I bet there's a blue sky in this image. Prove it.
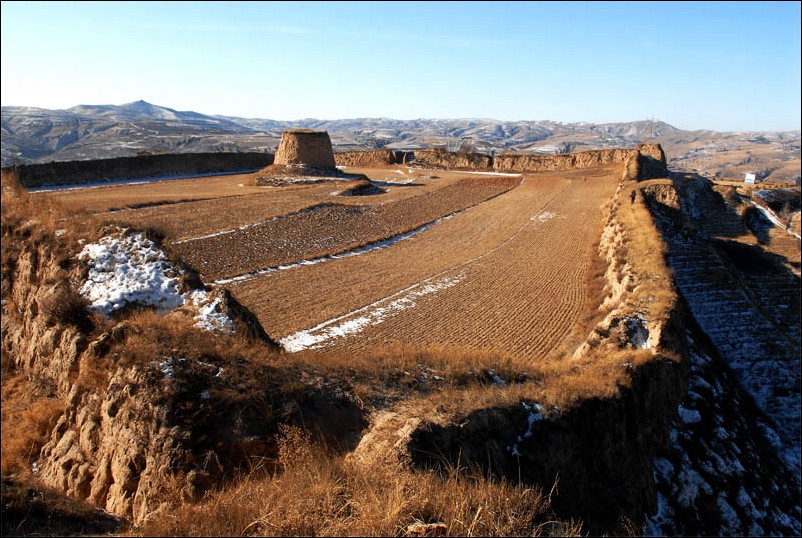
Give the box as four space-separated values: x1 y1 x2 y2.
1 1 800 131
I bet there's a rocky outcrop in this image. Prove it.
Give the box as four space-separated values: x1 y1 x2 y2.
4 152 274 189
273 130 336 169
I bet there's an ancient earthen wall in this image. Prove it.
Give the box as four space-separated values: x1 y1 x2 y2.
494 148 637 173
333 150 397 167
274 130 336 168
4 152 275 189
412 149 493 170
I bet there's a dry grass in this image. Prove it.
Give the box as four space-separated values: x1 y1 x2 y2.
0 370 64 476
133 425 564 537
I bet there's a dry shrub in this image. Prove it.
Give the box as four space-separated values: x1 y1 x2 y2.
0 372 64 475
38 283 93 330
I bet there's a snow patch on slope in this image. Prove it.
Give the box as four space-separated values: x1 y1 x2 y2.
77 230 234 333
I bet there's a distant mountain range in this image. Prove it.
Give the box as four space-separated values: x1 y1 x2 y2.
2 100 799 182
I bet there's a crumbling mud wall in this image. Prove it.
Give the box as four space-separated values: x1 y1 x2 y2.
411 148 493 170
4 152 275 189
334 150 400 167
273 130 336 168
333 143 666 179
493 143 666 176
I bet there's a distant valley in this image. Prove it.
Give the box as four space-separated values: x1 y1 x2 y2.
2 100 799 184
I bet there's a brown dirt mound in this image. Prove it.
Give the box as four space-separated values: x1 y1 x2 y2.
339 180 387 196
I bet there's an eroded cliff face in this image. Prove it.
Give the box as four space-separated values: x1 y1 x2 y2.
1 221 365 526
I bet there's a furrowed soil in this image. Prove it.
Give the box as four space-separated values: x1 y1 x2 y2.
228 165 620 360
171 175 520 281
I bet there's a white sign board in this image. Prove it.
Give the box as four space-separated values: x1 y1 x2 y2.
744 173 757 184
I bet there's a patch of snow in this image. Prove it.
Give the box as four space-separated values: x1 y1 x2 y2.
643 491 674 537
717 493 742 535
78 232 184 315
189 290 235 334
77 230 235 333
751 200 801 239
677 404 702 424
530 210 556 223
506 401 545 457
462 171 524 177
675 464 712 508
625 314 650 348
488 370 506 386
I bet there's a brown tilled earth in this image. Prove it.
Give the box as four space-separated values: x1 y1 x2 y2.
170 175 520 282
47 163 621 363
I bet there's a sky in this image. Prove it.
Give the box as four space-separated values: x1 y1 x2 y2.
1 1 800 132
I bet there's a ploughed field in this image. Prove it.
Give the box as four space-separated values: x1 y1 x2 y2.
54 164 623 362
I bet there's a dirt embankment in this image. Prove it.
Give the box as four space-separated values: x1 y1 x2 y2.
4 152 275 189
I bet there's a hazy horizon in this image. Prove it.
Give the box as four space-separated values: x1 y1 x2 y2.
2 1 800 132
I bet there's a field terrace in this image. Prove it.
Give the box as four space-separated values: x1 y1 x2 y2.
48 163 627 364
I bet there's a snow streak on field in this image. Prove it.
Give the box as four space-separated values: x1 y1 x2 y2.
279 272 465 352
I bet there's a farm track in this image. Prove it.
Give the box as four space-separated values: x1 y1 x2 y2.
230 165 622 362
170 176 521 281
